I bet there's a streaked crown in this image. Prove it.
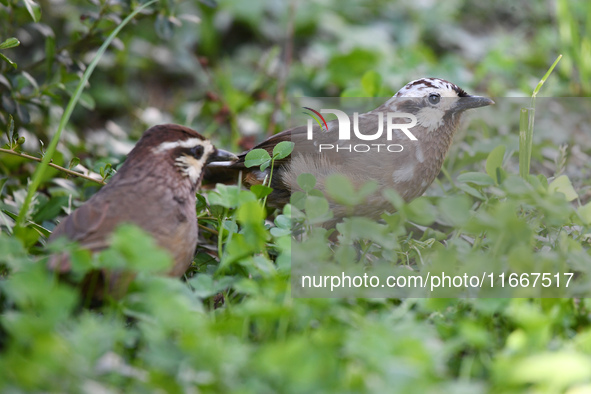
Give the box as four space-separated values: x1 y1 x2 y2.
395 78 469 98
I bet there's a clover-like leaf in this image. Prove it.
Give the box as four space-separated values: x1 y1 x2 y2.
272 141 294 160
297 173 316 192
244 148 271 169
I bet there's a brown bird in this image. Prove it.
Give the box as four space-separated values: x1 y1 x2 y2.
48 124 236 299
204 78 493 222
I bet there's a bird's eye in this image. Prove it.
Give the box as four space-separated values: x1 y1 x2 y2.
428 94 441 105
190 145 204 159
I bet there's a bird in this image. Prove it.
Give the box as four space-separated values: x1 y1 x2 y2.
203 78 494 223
48 123 237 300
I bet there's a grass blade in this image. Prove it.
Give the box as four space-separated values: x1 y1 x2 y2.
15 0 157 231
519 54 562 178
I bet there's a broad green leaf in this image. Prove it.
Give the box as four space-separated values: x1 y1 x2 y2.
208 184 256 208
260 159 271 172
457 172 495 186
244 148 271 168
382 188 404 210
297 173 316 192
548 175 578 201
404 197 436 226
509 352 591 388
0 37 20 50
272 141 294 160
189 274 235 298
251 184 273 199
578 202 591 225
305 195 330 220
107 224 172 273
437 195 472 226
361 70 381 97
486 145 506 183
236 200 266 225
457 183 485 200
274 214 291 229
290 191 306 210
325 174 356 206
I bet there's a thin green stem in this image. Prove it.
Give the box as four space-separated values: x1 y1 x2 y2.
519 54 562 178
262 157 275 207
531 54 563 107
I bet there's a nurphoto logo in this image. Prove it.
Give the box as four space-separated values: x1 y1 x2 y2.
303 107 419 153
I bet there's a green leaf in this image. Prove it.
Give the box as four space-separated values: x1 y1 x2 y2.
457 172 495 186
0 37 20 50
68 157 80 170
22 0 42 22
79 92 95 110
272 141 294 160
297 173 316 192
189 274 234 299
107 224 172 273
404 197 436 226
251 184 273 199
244 148 271 168
548 175 578 201
208 184 256 209
325 174 355 205
290 191 306 210
437 195 472 226
360 70 381 97
305 195 330 221
260 159 271 172
236 200 266 225
578 202 591 225
382 188 404 210
0 52 17 69
457 183 485 200
486 145 506 183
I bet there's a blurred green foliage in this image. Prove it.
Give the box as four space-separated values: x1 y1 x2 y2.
1 0 591 392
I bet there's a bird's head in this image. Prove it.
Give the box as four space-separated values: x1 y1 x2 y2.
121 124 237 186
389 78 494 134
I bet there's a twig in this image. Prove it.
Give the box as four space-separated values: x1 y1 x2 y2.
0 148 106 185
266 0 295 136
198 222 219 235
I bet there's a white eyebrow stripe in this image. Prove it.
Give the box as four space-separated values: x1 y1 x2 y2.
153 137 209 153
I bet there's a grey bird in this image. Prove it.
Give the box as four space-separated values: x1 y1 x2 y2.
48 124 236 299
203 78 494 222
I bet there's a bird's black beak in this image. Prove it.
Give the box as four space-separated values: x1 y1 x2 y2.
455 95 495 111
208 148 238 163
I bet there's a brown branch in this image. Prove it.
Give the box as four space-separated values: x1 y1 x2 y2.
0 148 106 185
198 222 218 235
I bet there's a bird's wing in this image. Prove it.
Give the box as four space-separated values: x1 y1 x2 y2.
49 194 122 253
